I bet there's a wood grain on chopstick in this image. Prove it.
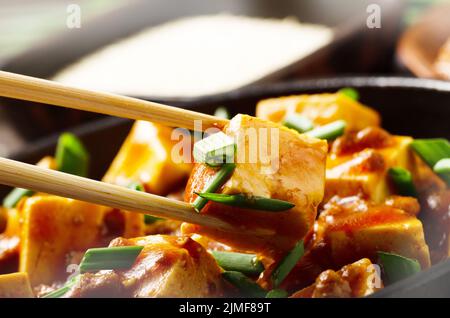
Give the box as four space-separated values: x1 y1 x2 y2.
0 157 236 232
0 71 228 131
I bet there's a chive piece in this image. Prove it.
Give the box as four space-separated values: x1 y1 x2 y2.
411 139 450 168
266 289 289 298
306 120 346 141
127 182 163 223
214 107 230 119
283 114 314 133
3 188 34 208
222 271 266 298
55 133 89 177
195 193 294 212
193 132 235 166
271 240 304 288
79 246 143 273
192 163 236 212
212 251 264 276
377 251 421 284
338 87 359 100
388 167 418 197
42 275 79 298
433 158 450 185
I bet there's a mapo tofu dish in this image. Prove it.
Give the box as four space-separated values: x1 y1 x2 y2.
0 88 449 298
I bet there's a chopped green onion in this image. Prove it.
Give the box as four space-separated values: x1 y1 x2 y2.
79 246 143 273
214 107 230 119
388 167 418 197
271 240 304 288
127 182 163 224
306 120 346 141
222 271 266 298
265 289 289 298
128 181 145 192
195 193 294 212
411 139 450 168
42 275 79 298
338 87 359 100
211 251 264 276
193 132 235 166
433 158 450 185
192 163 236 212
3 188 34 208
55 133 89 177
283 114 314 133
377 251 421 284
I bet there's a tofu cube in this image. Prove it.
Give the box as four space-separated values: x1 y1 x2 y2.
103 121 192 195
0 272 34 298
256 93 380 132
184 114 327 252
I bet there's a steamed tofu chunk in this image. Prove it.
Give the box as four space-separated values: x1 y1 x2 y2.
0 272 34 298
65 235 224 298
325 127 415 203
256 92 380 131
103 120 192 196
184 114 327 253
19 196 107 286
291 259 382 298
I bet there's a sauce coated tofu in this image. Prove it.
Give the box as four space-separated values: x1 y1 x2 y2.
19 196 107 286
311 196 430 269
66 235 224 298
291 258 382 298
325 128 415 203
256 93 380 132
103 121 192 195
0 272 34 298
184 114 327 254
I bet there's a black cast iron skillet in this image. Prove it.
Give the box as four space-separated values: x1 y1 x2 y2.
1 77 450 297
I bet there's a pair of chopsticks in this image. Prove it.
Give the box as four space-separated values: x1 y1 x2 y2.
0 71 235 232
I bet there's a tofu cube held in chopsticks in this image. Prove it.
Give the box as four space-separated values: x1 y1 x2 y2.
184 114 328 253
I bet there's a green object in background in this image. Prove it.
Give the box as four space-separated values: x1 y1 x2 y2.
433 158 450 184
266 289 289 298
338 87 359 101
283 114 314 133
214 107 230 119
55 133 89 177
306 120 347 141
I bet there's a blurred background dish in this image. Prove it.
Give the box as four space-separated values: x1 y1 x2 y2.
397 2 450 79
0 0 403 143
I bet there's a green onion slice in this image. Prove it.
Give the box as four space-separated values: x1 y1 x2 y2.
195 192 294 212
306 120 346 141
192 163 236 212
55 133 89 177
214 107 230 119
411 139 450 168
283 114 314 133
338 87 360 100
222 271 266 298
265 289 289 298
433 158 450 185
193 132 235 166
377 251 421 284
42 275 79 298
79 246 144 273
388 167 418 197
211 251 264 276
3 188 34 208
271 240 304 288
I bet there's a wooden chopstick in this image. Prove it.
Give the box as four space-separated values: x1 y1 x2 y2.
0 157 235 232
0 71 229 131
